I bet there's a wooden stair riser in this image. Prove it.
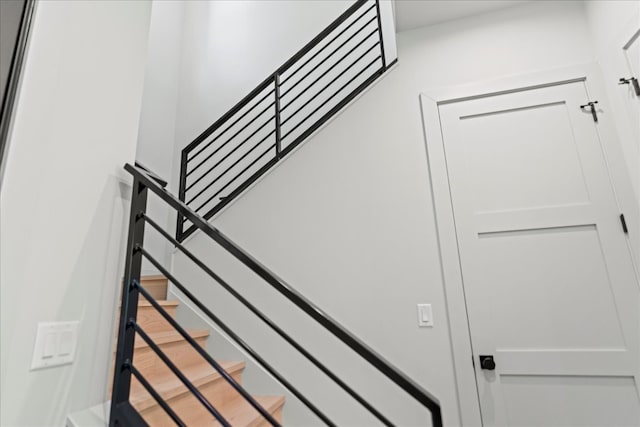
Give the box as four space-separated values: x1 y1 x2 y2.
133 335 209 378
136 303 178 333
139 275 169 301
139 369 244 425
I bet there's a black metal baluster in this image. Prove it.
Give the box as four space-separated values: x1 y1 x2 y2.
109 178 148 426
128 363 186 426
177 150 188 240
374 0 386 69
185 102 275 182
187 87 275 163
274 73 282 159
280 13 378 96
133 322 232 427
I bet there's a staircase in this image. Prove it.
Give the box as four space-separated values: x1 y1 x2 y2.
110 163 442 426
125 276 284 426
109 1 443 426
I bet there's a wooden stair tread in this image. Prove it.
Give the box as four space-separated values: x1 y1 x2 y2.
140 274 168 281
131 360 246 411
133 329 209 349
137 299 179 307
119 299 179 308
212 395 285 427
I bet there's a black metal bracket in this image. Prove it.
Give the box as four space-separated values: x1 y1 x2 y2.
619 77 640 97
579 101 599 123
620 213 629 234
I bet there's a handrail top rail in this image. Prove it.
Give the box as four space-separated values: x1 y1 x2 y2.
134 161 167 187
182 0 370 155
274 0 367 76
124 162 442 414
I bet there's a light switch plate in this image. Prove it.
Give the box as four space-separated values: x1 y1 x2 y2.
31 321 79 370
417 304 433 327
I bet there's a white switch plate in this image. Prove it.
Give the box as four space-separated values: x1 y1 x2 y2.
31 321 79 370
417 304 433 327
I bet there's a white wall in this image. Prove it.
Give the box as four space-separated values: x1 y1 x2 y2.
171 1 597 425
135 1 185 273
0 1 151 425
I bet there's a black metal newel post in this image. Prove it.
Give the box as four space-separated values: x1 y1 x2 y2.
274 73 282 159
432 406 443 427
109 177 148 426
176 150 188 240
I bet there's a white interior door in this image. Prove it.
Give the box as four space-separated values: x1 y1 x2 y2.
439 81 640 426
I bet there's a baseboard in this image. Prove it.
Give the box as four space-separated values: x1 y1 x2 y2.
66 401 109 427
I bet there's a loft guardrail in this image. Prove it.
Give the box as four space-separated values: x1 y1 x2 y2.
110 163 443 426
177 0 395 241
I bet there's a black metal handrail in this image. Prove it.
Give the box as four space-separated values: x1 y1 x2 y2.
110 163 443 426
177 0 396 241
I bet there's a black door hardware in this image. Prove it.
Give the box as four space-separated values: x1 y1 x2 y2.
479 355 496 371
620 213 629 234
619 77 640 96
580 101 599 123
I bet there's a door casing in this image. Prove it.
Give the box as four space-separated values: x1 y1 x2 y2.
419 63 640 426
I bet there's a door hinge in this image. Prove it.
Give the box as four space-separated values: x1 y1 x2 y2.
620 213 629 234
579 101 599 122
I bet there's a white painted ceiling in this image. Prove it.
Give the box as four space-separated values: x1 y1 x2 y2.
394 0 531 32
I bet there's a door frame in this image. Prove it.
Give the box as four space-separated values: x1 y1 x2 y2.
607 9 640 264
419 62 640 426
618 10 640 75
